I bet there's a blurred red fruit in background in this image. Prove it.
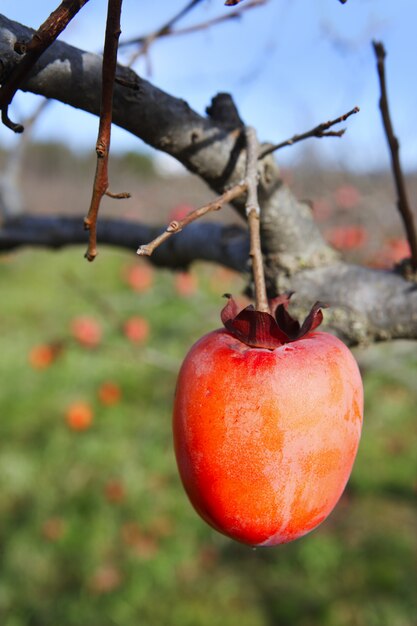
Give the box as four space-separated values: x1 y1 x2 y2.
42 517 66 542
312 198 332 222
71 316 102 348
104 479 125 504
98 381 122 406
29 343 62 369
369 237 411 268
123 316 150 343
88 565 123 595
65 401 93 431
167 203 193 222
174 271 198 296
385 238 411 263
124 263 154 292
326 225 368 251
334 184 361 210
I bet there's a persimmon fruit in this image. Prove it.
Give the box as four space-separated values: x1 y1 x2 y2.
173 295 363 546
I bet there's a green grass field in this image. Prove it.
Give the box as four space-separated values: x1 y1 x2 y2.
0 248 416 626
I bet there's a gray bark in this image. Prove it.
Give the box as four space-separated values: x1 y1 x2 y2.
1 14 417 345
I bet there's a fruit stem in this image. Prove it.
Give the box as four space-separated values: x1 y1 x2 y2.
245 127 269 313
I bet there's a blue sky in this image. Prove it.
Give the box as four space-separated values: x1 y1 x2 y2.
1 0 416 172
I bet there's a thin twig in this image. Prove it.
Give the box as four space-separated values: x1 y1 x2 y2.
373 41 417 271
258 106 360 160
84 0 125 262
0 98 49 218
125 0 204 67
0 0 90 132
121 0 266 67
137 181 248 257
245 127 269 312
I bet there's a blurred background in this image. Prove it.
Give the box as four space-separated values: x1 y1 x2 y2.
0 1 417 625
0 146 416 626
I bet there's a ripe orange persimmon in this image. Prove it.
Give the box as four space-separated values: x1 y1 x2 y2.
173 295 363 546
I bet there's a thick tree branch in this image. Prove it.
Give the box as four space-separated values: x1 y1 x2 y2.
0 1 89 132
0 14 416 345
0 14 335 269
1 215 416 345
0 215 249 272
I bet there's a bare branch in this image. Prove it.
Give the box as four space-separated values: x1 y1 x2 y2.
137 181 248 256
0 98 49 218
122 0 204 66
1 215 416 346
258 107 359 159
121 0 266 66
0 215 249 272
0 0 89 132
373 41 417 272
84 0 124 262
1 16 416 346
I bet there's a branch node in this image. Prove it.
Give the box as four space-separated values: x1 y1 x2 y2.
137 245 151 256
14 40 27 55
105 190 131 199
1 108 24 133
167 220 182 233
84 248 98 262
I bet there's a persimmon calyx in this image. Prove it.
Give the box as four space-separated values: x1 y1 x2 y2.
221 294 327 349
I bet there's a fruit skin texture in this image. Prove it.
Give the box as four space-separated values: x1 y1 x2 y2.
173 327 363 546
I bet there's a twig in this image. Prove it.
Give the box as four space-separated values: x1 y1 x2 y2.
125 0 204 67
121 0 266 66
245 127 269 312
138 127 268 312
84 0 124 262
373 41 417 271
0 98 49 218
258 106 360 160
0 0 90 132
137 181 248 257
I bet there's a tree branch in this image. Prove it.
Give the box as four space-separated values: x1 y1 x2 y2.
0 215 249 271
137 180 247 256
0 15 417 345
84 0 124 262
0 0 89 132
1 214 416 345
121 0 266 66
258 106 359 159
373 41 417 272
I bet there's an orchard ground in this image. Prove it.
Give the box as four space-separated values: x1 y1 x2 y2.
0 145 416 626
